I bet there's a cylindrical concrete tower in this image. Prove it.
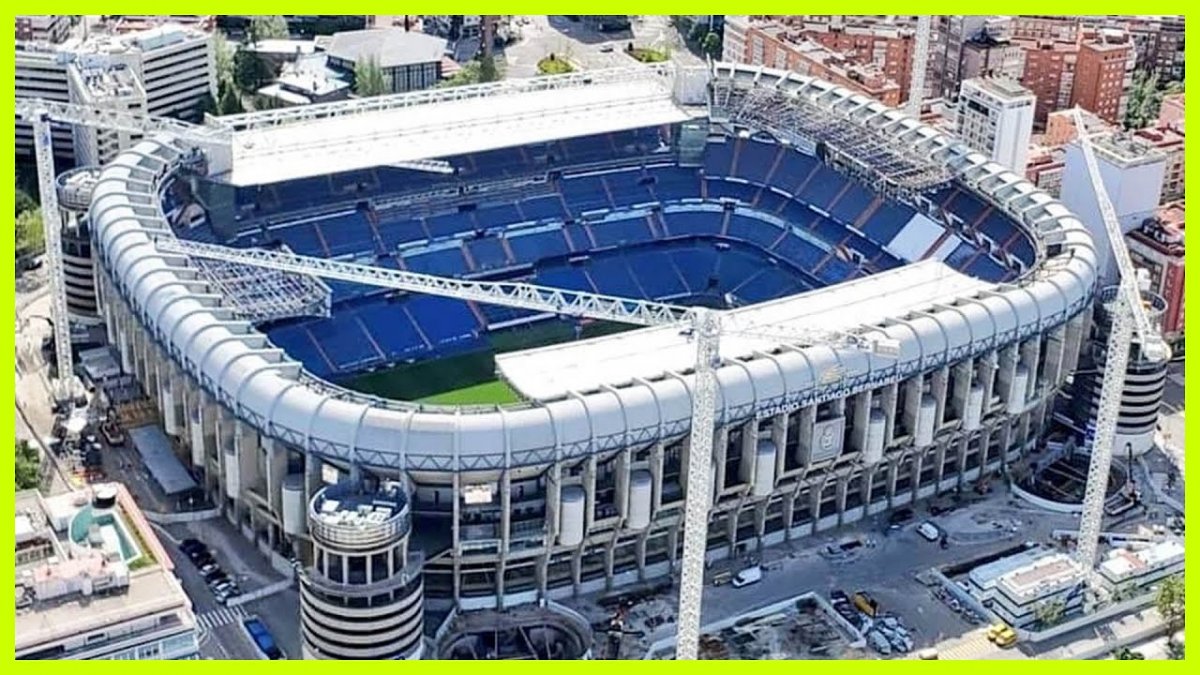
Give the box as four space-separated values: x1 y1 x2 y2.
55 167 102 326
1073 287 1170 457
300 480 425 660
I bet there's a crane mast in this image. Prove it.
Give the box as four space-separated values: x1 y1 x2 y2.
906 15 932 118
31 113 76 402
1068 107 1169 576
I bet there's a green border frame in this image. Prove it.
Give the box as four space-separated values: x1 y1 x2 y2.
2 4 1194 668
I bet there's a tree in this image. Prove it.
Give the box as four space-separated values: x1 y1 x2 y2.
1124 70 1161 130
479 54 498 83
212 31 236 89
15 186 36 215
196 91 218 118
1156 574 1185 631
353 57 389 97
1113 647 1145 660
16 441 41 491
15 209 44 259
1033 599 1066 628
234 49 276 92
701 31 722 59
217 81 245 115
247 15 289 45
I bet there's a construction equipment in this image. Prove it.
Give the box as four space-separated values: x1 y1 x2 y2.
155 240 900 660
1067 106 1170 579
905 15 932 118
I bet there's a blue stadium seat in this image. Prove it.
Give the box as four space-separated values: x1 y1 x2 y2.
275 223 325 256
562 222 594 251
406 295 480 346
770 150 819 191
648 166 701 200
536 267 596 292
589 217 654 248
630 251 688 298
977 211 1014 245
816 256 856 284
862 204 916 243
465 236 510 270
329 169 377 195
603 171 654 205
375 217 427 249
810 217 848 245
662 210 723 236
507 228 571 261
845 234 886 262
355 300 427 359
307 317 380 371
710 249 761 290
669 245 720 292
267 325 330 377
706 179 760 204
942 242 979 270
561 176 612 213
586 257 645 298
828 183 874 225
404 246 469 277
755 189 789 215
949 190 988 226
479 303 540 326
425 212 475 240
966 255 1007 282
317 212 374 257
734 141 777 183
800 166 848 211
704 140 736 176
475 204 525 229
736 267 799 304
726 214 782 248
1007 236 1036 265
519 196 566 222
772 233 826 270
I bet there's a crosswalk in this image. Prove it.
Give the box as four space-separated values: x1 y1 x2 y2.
936 628 1001 660
196 606 248 632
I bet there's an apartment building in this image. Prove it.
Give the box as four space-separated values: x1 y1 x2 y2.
15 14 72 43
956 78 1036 174
1127 202 1185 344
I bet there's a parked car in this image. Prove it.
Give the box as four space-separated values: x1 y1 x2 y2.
243 617 284 659
730 565 763 588
179 539 205 554
917 521 941 542
205 570 228 584
199 563 220 576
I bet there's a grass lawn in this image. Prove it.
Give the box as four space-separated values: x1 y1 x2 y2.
628 47 669 63
538 56 574 75
345 319 636 405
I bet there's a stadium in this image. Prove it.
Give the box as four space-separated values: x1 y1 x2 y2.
90 62 1097 658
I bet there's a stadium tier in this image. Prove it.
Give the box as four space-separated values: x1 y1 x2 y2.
92 64 1095 615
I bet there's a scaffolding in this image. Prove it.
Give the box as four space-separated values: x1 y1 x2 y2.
710 76 951 197
189 247 332 325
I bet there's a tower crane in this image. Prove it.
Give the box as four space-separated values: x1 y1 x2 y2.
905 15 932 118
1067 107 1169 578
155 240 900 659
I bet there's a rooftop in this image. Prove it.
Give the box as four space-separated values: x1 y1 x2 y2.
1099 540 1185 581
497 260 990 401
995 553 1085 601
326 28 447 69
964 77 1034 101
14 485 193 654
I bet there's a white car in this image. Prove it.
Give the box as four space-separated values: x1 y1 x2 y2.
917 521 941 542
730 565 763 588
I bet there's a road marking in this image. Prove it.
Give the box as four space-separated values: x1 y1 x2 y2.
196 606 248 631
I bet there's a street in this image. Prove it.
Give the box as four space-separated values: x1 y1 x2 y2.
503 15 701 78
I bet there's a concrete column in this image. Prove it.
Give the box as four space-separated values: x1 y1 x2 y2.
795 406 816 464
648 442 664 513
710 426 727 496
737 420 758 488
1043 325 1068 388
850 390 872 453
880 382 899 445
236 420 262 497
979 351 999 410
499 471 512 552
583 455 597 532
1062 314 1087 376
835 474 849 525
950 360 974 422
1020 338 1042 399
934 442 949 487
910 450 925 500
885 459 900 506
931 366 949 428
725 510 739 556
545 463 562 542
995 345 1019 409
451 470 461 606
901 376 922 440
615 449 631 521
771 412 788 478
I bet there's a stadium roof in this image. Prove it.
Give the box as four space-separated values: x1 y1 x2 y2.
212 66 696 186
496 261 991 401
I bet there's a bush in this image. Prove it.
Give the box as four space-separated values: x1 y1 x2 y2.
628 47 670 63
16 441 41 491
537 55 574 75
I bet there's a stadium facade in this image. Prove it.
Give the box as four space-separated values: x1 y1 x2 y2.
88 62 1096 646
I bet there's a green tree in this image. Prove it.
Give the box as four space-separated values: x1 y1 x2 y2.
234 49 276 92
217 81 246 114
1124 70 1161 130
1113 647 1145 660
1156 574 1185 631
439 62 484 88
479 54 499 83
248 15 289 45
701 31 722 59
353 57 389 97
213 30 235 89
1033 599 1066 628
196 91 218 118
15 209 44 259
15 186 36 215
16 441 41 491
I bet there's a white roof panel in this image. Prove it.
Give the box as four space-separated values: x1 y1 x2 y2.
222 78 693 186
497 261 991 401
